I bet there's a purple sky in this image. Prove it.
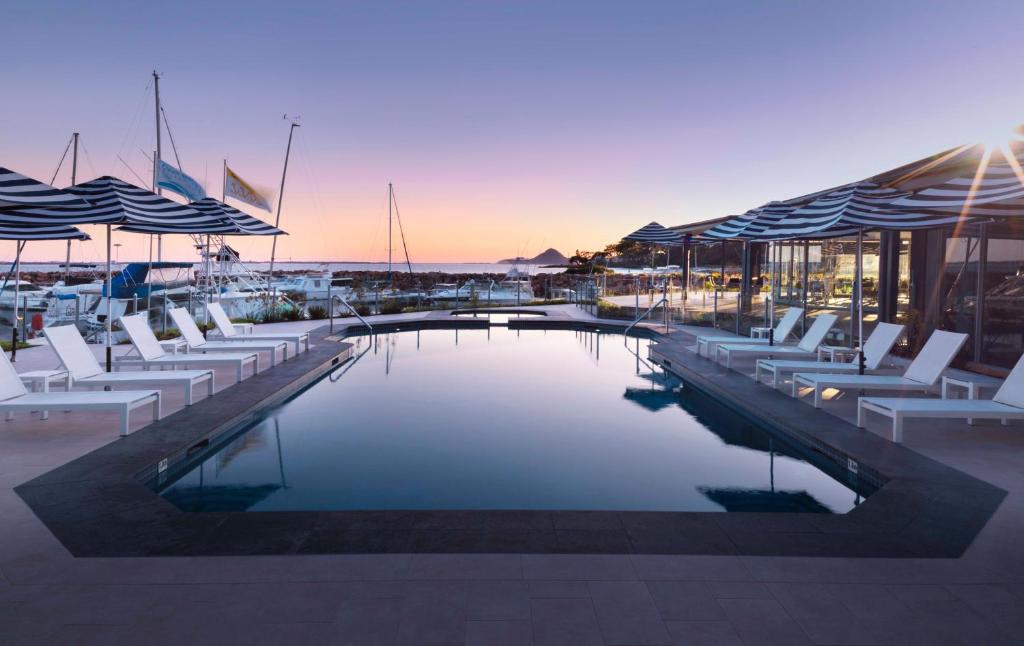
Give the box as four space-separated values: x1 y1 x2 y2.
4 1 1023 262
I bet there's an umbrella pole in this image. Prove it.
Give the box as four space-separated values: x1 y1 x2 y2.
10 241 23 361
857 228 865 374
106 224 112 371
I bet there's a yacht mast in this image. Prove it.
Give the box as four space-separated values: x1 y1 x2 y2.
268 117 299 294
152 71 163 260
388 182 393 278
64 132 79 283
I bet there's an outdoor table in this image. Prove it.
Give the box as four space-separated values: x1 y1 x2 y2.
817 344 856 363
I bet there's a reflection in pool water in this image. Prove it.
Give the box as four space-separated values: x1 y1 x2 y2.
158 328 869 513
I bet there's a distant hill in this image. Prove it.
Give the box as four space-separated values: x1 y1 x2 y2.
498 248 569 265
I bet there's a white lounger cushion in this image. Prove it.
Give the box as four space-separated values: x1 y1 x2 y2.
0 350 159 435
119 313 258 381
716 314 837 367
696 308 803 355
859 322 906 370
206 302 309 352
857 352 1024 442
792 330 968 407
169 308 287 358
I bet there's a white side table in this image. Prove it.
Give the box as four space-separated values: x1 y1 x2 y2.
17 369 71 420
818 344 856 363
942 374 1006 425
749 326 772 339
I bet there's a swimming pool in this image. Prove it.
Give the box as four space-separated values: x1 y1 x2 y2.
156 327 870 513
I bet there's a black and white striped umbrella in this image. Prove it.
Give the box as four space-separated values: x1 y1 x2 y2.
623 222 684 245
0 224 88 240
116 198 286 236
64 176 211 225
886 153 1024 218
742 183 962 240
191 198 285 235
0 167 90 210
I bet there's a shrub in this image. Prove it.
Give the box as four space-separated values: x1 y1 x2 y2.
378 299 404 315
307 304 329 320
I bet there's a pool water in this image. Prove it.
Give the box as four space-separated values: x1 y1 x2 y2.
157 328 869 513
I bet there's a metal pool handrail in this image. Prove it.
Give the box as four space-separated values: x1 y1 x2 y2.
624 297 669 341
328 293 373 335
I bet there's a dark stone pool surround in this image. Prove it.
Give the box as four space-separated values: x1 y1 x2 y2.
15 313 1006 558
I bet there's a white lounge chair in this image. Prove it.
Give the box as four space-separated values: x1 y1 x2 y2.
168 308 289 366
44 324 215 405
0 349 159 436
117 313 259 382
205 302 310 354
755 322 905 389
792 330 968 408
715 314 837 369
695 307 803 358
858 352 1024 442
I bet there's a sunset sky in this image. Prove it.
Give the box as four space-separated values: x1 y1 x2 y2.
3 0 1023 263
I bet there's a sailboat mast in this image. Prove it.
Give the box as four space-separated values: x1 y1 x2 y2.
388 182 393 278
153 70 163 260
64 132 79 283
268 119 299 292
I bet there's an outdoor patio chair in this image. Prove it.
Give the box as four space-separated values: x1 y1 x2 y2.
755 322 905 389
117 313 259 382
715 314 838 369
694 307 803 358
44 324 214 405
791 330 968 408
858 351 1024 442
205 302 310 354
168 308 289 366
0 348 159 436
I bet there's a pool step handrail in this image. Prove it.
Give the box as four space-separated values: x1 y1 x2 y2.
329 293 373 336
624 296 669 341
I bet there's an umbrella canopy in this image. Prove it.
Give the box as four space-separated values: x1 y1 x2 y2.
116 197 285 236
0 167 90 210
884 142 1024 218
623 221 684 245
192 198 285 235
63 176 209 225
0 224 89 240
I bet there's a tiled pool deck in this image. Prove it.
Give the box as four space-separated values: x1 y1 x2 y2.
3 307 1024 644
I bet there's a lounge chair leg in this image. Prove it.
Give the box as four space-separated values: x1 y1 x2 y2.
814 387 822 408
893 414 903 443
856 400 865 428
120 406 130 436
185 382 193 406
153 394 161 421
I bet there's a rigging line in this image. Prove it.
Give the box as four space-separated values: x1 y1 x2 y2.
50 135 74 184
160 106 184 171
117 154 150 188
389 188 414 274
78 139 98 178
117 80 152 162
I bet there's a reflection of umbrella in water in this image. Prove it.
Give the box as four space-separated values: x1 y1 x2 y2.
164 483 283 512
623 386 679 412
699 486 833 513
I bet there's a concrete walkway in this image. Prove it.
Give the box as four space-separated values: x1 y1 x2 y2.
1 311 1022 644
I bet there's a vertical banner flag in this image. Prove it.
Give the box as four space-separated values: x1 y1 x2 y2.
224 166 272 212
157 160 206 202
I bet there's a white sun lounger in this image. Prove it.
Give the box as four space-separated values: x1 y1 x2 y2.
715 314 837 369
0 349 159 436
792 330 968 408
117 313 259 382
755 322 905 389
169 308 289 366
858 352 1024 442
205 302 310 354
44 324 214 405
695 307 803 358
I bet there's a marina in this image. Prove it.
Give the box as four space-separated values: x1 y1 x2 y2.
3 2 1024 644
